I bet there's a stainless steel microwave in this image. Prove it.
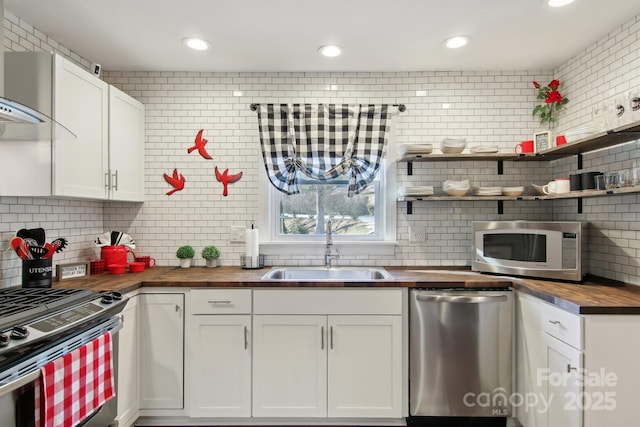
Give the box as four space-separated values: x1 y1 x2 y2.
472 221 586 282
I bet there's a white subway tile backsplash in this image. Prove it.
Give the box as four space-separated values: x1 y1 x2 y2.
2 11 640 285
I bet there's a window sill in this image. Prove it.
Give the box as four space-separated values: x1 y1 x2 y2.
259 240 398 257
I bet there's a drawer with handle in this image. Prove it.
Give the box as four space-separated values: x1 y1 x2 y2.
189 289 251 314
541 300 583 350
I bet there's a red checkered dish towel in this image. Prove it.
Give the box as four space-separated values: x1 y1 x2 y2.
35 331 115 427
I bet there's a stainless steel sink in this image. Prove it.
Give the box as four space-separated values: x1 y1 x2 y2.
261 266 393 281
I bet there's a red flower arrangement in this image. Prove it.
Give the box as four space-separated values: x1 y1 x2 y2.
532 79 569 127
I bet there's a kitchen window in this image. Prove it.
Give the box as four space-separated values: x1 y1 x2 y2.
258 158 396 247
254 103 398 251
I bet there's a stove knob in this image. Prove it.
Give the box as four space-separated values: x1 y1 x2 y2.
11 325 29 340
0 333 9 347
101 294 113 304
110 291 122 301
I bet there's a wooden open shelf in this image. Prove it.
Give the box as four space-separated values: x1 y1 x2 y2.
398 186 640 214
399 119 640 165
398 119 640 213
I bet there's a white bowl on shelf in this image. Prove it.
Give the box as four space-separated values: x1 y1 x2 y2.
502 186 524 197
441 138 467 146
445 187 470 196
441 145 466 154
440 138 467 154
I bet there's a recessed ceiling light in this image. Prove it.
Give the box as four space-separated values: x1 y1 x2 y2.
547 0 575 7
443 36 471 49
318 45 342 57
183 37 211 51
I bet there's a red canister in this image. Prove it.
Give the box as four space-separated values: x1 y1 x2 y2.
101 245 134 267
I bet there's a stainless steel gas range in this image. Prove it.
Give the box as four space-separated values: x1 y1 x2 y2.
0 287 127 427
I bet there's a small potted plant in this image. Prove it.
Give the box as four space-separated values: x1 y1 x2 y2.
201 245 221 268
176 245 195 268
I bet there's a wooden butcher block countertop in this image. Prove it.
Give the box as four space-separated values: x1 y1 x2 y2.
53 266 640 314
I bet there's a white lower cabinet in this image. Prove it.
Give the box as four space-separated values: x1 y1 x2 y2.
139 293 185 410
188 289 252 418
516 291 640 427
115 294 139 427
252 289 404 419
252 315 327 418
327 315 403 418
544 334 583 427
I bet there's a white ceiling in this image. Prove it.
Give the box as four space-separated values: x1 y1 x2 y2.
5 0 640 73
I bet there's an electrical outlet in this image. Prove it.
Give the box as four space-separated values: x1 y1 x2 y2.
409 226 427 243
230 226 246 243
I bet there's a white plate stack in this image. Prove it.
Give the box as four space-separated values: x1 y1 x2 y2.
398 143 433 157
442 180 470 196
399 186 434 198
470 146 500 154
563 123 598 143
475 186 502 196
440 138 467 154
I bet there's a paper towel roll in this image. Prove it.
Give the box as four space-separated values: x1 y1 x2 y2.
245 228 259 268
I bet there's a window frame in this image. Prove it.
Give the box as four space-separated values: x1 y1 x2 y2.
257 136 397 252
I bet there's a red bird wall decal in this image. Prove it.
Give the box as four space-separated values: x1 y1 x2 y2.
187 129 213 160
163 168 186 195
215 166 243 197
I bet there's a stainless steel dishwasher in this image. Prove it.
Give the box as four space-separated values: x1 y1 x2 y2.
409 289 513 426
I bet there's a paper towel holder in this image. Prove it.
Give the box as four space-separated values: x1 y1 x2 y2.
240 254 265 269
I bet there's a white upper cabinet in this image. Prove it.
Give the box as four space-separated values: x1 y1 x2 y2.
1 52 145 201
108 85 145 201
53 54 109 199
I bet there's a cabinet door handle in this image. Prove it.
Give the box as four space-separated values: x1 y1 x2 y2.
321 326 324 350
548 320 561 325
175 304 180 313
208 299 232 304
112 170 118 191
567 364 577 373
105 171 111 190
330 326 334 350
244 326 248 350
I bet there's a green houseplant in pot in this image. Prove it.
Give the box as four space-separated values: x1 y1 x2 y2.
176 245 195 268
201 245 221 268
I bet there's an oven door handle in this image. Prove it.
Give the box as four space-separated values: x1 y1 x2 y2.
415 294 508 304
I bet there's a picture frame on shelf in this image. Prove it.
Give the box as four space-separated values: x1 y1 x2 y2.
533 131 554 153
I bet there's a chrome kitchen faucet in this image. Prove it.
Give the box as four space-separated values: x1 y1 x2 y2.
324 220 339 268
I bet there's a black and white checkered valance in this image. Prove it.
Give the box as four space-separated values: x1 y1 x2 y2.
255 104 398 197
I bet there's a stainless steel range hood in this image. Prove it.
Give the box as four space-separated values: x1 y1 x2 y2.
0 97 43 124
0 0 74 137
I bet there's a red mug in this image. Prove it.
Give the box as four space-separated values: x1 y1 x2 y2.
515 140 534 153
135 256 156 269
89 259 105 274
